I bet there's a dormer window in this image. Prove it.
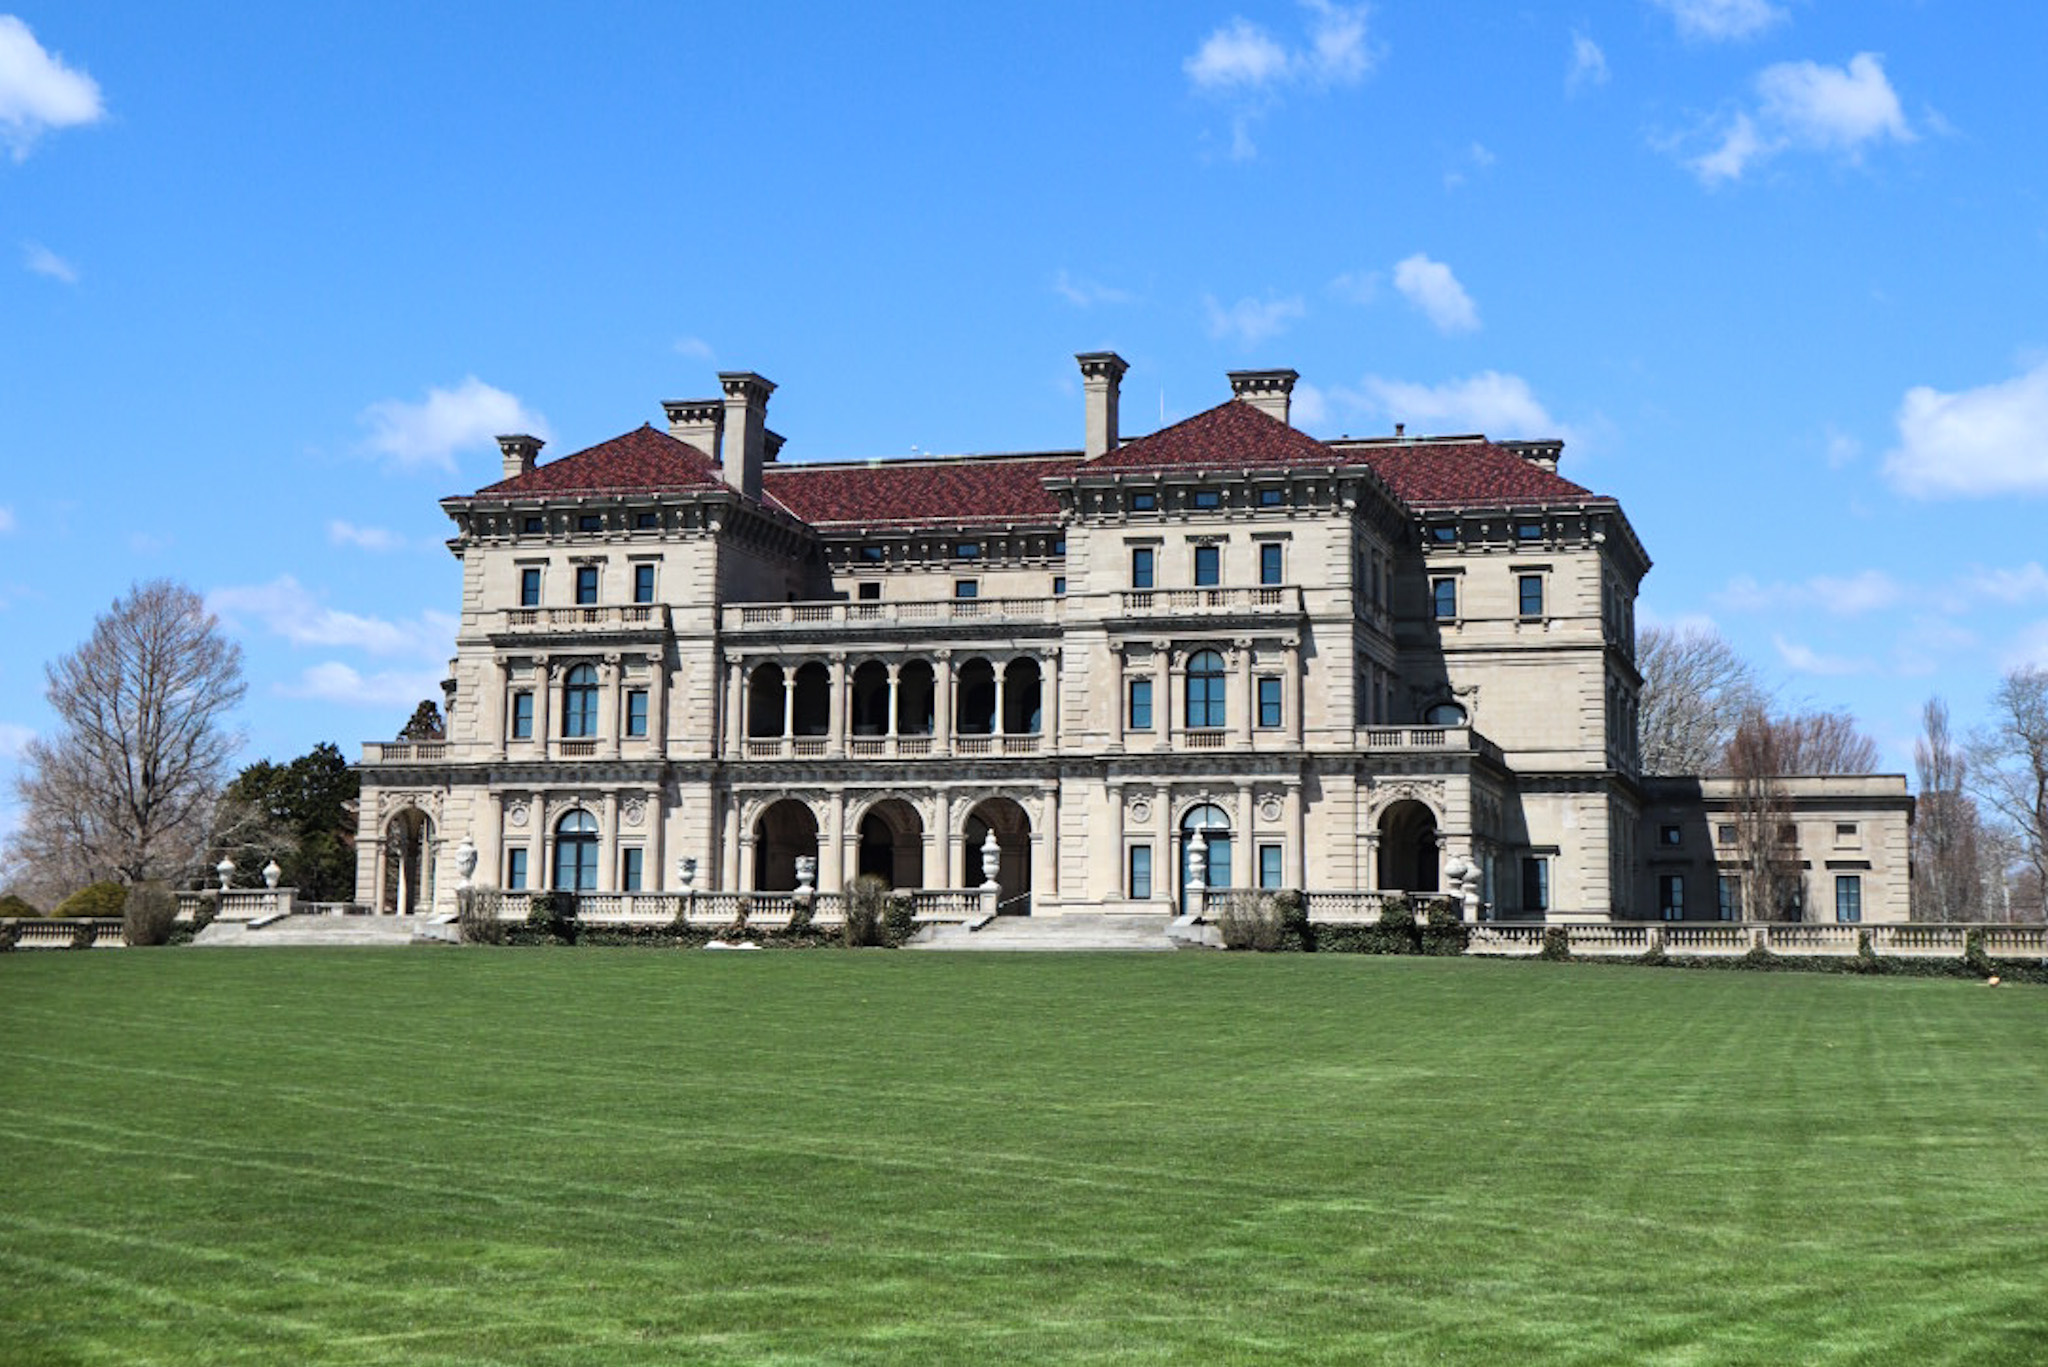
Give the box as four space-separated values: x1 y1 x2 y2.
1131 491 1157 512
635 512 658 530
1192 488 1222 510
858 545 885 563
1516 521 1544 541
577 514 603 532
1258 487 1284 506
522 516 544 534
955 541 981 560
1429 525 1457 544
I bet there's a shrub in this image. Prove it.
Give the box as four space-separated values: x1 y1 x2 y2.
525 891 579 945
458 889 507 946
1215 891 1284 951
0 893 41 919
70 921 98 949
123 882 180 947
843 874 888 947
54 881 127 920
1421 900 1470 957
1965 929 1993 977
882 892 918 947
1363 896 1422 955
190 893 219 934
0 922 18 951
1274 890 1312 952
1539 927 1572 962
787 898 815 933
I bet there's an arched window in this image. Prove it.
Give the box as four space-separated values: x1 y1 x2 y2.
1423 701 1467 726
1185 649 1227 729
562 664 599 738
553 810 598 891
1180 803 1233 892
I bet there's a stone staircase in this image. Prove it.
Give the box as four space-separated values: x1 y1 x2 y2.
192 915 447 948
912 912 1203 952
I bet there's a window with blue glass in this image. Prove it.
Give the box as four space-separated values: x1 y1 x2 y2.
1131 547 1155 588
577 514 603 532
1835 875 1862 923
1259 844 1283 890
1192 488 1221 509
621 847 644 892
510 691 534 740
1518 573 1544 618
1431 577 1457 620
1185 649 1227 728
1522 857 1550 913
954 579 978 599
1717 875 1741 921
1259 542 1283 585
1257 676 1282 728
520 567 541 607
575 565 599 605
1131 491 1157 511
1128 845 1152 900
1181 804 1231 892
1658 874 1685 921
1128 677 1153 730
955 541 981 560
625 689 649 737
633 564 655 603
553 811 598 892
859 545 885 563
506 847 528 891
634 511 658 530
522 516 544 534
1052 576 1065 596
1193 545 1220 587
562 664 599 737
1258 487 1284 506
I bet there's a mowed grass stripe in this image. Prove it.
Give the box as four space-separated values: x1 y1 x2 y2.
3 950 2045 1365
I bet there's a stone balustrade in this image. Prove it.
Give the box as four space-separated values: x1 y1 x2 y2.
461 887 993 929
723 598 1062 633
495 604 670 634
1116 586 1300 617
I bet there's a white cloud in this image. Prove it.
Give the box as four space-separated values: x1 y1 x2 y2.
1688 55 1912 186
22 240 76 283
1301 0 1373 86
1883 358 2048 498
0 505 13 534
1392 253 1480 334
208 576 454 659
1824 425 1861 468
1184 4 1375 159
0 721 33 759
1773 634 1868 676
1960 563 2048 604
1568 33 1609 93
359 376 548 472
1203 293 1306 347
1719 570 1903 617
1650 0 1786 43
280 663 445 709
672 336 715 362
1185 18 1291 92
1053 269 1134 308
1342 371 1565 441
1328 269 1380 305
1290 381 1332 431
0 16 104 159
327 520 404 553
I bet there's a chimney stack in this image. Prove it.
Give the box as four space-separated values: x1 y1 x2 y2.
496 434 543 480
716 371 775 500
661 399 724 460
1228 369 1299 426
1502 439 1563 474
1077 351 1127 459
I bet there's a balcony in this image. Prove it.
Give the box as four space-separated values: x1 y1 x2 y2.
1352 726 1504 765
1115 585 1300 619
739 733 1041 760
488 604 670 637
722 597 1063 634
361 741 449 764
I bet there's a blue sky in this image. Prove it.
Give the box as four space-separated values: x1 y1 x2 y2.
4 1 2047 843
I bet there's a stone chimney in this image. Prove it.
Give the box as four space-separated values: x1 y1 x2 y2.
716 371 776 500
1502 439 1563 474
1077 351 1127 459
661 399 723 460
1228 369 1299 426
496 434 543 480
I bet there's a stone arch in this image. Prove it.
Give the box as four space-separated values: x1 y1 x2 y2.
1002 657 1042 734
752 798 819 892
747 662 786 737
1178 801 1233 896
856 796 925 888
962 796 1032 914
1377 799 1441 893
553 807 599 891
380 806 435 914
850 660 890 736
956 657 997 735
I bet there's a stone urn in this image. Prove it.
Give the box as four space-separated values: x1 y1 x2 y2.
216 857 236 891
455 838 479 890
677 856 698 892
980 830 1001 890
262 859 282 890
794 855 818 900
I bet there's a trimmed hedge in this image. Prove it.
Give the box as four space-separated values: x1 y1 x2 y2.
53 882 127 919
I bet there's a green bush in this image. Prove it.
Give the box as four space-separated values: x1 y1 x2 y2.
1965 929 1993 977
1275 890 1312 952
123 882 180 947
1215 891 1284 951
0 892 41 919
843 875 888 947
458 889 507 945
0 922 18 951
190 893 219 933
1539 927 1572 962
1421 900 1470 956
787 898 815 933
882 892 918 947
525 891 579 944
53 881 127 919
70 922 98 949
1366 896 1423 955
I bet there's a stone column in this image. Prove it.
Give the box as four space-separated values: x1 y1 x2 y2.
1286 783 1305 889
535 791 553 891
827 653 847 756
601 654 623 759
1155 790 1174 905
1156 642 1174 748
1235 783 1255 890
823 788 846 893
782 669 796 739
1041 649 1059 744
1286 640 1303 745
935 790 954 890
1035 787 1058 901
1107 643 1127 755
720 792 742 890
1236 639 1255 746
934 651 954 751
725 656 746 759
534 657 554 761
993 663 1007 739
495 659 511 760
484 791 505 893
648 785 666 892
599 791 619 890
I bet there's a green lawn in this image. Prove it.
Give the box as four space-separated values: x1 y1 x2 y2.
2 950 2044 1365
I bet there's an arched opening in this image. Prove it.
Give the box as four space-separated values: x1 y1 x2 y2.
1378 799 1440 893
857 798 925 888
850 660 890 736
896 660 935 735
1423 700 1467 727
792 661 830 737
957 658 997 735
963 797 1032 914
553 809 599 891
1185 649 1227 729
748 664 786 737
752 799 819 892
562 664 599 738
380 807 434 914
1002 658 1042 734
1179 803 1232 897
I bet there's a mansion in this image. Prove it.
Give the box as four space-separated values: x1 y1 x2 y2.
354 353 1912 923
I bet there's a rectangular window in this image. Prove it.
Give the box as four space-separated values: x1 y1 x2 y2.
1053 537 1066 555
1131 547 1155 588
510 691 534 739
520 567 541 607
622 847 644 892
634 511 658 530
954 579 978 599
1052 575 1066 596
1660 824 1682 847
578 514 603 532
575 565 599 604
1131 491 1157 511
1432 577 1457 620
1717 875 1741 921
1128 678 1153 730
1716 824 1736 846
1259 542 1283 585
1192 488 1222 509
1430 524 1458 544
857 581 881 600
625 689 649 737
633 564 655 603
1518 573 1544 618
1258 487 1284 507
1835 875 1862 924
1516 520 1543 541
1258 844 1283 890
1836 822 1859 841
1257 676 1282 728
955 541 981 560
522 516 544 534
859 545 885 563
1129 845 1153 900
506 848 528 891
1521 857 1549 913
1193 544 1220 586
1658 874 1685 921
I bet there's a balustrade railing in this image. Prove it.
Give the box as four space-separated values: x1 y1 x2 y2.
496 605 670 634
362 741 448 763
725 598 1061 631
1117 586 1298 616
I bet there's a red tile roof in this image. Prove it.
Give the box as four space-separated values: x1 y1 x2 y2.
471 425 724 500
764 455 1072 530
1350 441 1599 508
1087 399 1340 470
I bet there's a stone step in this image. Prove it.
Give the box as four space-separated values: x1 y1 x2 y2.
193 915 438 948
912 914 1189 952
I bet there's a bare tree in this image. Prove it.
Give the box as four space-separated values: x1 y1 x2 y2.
1636 625 1767 775
1722 706 1884 922
1912 696 1982 921
4 581 245 897
1969 665 2048 921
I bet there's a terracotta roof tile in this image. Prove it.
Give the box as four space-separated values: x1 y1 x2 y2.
471 425 723 500
1087 399 1338 470
1352 441 1600 508
763 455 1074 530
